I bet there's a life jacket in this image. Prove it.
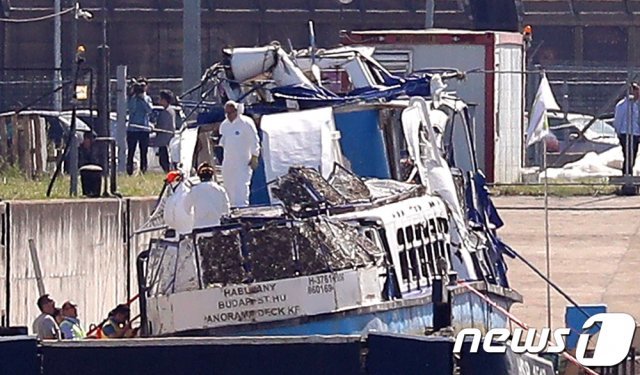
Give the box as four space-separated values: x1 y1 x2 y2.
60 318 86 340
100 318 123 339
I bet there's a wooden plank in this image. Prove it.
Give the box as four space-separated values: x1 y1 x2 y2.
32 115 44 176
0 117 8 165
16 116 27 175
10 114 18 166
26 116 34 178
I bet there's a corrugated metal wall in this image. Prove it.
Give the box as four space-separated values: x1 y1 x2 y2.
495 44 524 183
3 198 155 331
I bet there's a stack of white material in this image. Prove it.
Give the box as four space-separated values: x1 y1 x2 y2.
542 146 630 180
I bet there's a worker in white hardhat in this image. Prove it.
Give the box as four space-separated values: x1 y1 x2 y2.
219 100 260 207
184 162 231 229
162 170 194 235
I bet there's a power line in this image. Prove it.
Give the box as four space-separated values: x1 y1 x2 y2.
0 6 74 23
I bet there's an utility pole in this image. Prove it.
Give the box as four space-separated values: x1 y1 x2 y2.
116 65 127 172
183 0 202 99
425 0 435 29
97 0 110 193
54 0 62 111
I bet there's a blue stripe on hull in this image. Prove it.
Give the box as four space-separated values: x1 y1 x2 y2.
226 292 512 337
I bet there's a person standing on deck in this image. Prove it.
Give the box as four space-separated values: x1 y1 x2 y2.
613 83 640 175
163 170 194 235
126 79 153 175
156 90 177 172
185 162 230 229
219 100 260 207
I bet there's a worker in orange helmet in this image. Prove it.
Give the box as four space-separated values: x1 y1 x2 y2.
162 170 194 235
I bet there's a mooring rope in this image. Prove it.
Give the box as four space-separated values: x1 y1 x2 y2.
458 281 600 375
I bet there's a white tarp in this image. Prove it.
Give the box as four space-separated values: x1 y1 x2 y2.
542 147 628 180
261 107 342 198
169 127 199 177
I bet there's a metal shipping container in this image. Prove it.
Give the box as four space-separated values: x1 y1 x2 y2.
341 29 526 183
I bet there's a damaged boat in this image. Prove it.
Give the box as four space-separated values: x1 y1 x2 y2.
135 43 521 339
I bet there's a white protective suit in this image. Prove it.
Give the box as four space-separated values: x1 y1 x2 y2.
184 180 231 229
219 114 260 207
163 181 194 235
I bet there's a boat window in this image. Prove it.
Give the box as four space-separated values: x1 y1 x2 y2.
428 218 438 237
362 227 385 253
405 226 414 243
418 245 430 282
397 229 405 246
422 223 430 241
414 224 430 283
437 218 449 234
408 247 419 281
396 228 411 284
442 106 476 173
414 225 422 241
399 250 410 282
364 230 375 242
246 226 298 282
197 230 245 286
145 241 178 297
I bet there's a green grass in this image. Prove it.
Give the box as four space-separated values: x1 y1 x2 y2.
0 166 165 200
490 184 617 197
0 167 620 200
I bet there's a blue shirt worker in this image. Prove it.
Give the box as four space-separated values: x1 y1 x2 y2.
613 83 640 175
60 301 86 340
126 79 154 175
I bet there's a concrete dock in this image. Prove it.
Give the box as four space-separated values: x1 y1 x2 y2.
495 195 640 330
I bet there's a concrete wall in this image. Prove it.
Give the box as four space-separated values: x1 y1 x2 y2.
1 198 156 331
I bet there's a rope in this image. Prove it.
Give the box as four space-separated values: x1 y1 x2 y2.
0 6 75 23
458 281 600 375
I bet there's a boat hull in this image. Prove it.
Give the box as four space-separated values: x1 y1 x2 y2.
168 282 520 337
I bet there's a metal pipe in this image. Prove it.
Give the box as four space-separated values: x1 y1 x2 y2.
94 137 117 195
53 0 62 112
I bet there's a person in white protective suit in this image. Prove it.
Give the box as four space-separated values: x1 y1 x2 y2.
219 100 260 207
184 162 231 229
162 170 194 236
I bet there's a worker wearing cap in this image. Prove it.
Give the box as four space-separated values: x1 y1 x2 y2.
163 170 194 235
184 162 230 229
614 82 640 175
219 100 260 207
60 301 86 340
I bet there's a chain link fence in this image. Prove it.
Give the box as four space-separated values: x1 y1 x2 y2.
0 68 98 113
519 66 637 188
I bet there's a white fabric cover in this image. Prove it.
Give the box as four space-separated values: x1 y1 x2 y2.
260 107 341 200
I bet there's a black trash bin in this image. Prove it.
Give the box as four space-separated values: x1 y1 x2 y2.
79 164 103 197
